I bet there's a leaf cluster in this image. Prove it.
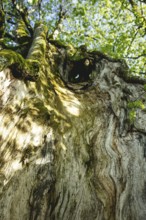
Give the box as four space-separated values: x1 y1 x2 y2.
0 0 145 75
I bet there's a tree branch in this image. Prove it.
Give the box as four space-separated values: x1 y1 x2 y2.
26 23 47 60
49 4 66 39
11 0 33 36
124 54 146 59
0 23 47 81
0 9 5 38
4 33 16 41
128 0 146 29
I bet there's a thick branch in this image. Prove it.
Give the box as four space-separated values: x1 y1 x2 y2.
118 60 146 84
0 23 48 81
0 9 5 38
0 49 37 81
11 0 33 36
26 23 47 61
19 10 33 37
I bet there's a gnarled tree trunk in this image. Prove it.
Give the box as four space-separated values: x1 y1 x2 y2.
0 24 146 220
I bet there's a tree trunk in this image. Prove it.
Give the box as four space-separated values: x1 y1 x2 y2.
0 28 146 220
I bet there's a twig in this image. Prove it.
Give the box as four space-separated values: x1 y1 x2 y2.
126 29 138 53
124 54 146 59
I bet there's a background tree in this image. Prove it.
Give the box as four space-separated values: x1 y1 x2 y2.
0 0 146 220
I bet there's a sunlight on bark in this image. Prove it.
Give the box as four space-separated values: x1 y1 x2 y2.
55 86 81 116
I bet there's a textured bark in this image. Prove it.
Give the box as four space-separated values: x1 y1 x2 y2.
0 38 146 220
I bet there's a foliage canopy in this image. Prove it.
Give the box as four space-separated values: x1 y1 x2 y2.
0 0 145 75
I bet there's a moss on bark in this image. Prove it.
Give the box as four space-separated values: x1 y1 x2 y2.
0 23 47 81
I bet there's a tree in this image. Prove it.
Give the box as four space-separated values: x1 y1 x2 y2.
0 0 146 220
